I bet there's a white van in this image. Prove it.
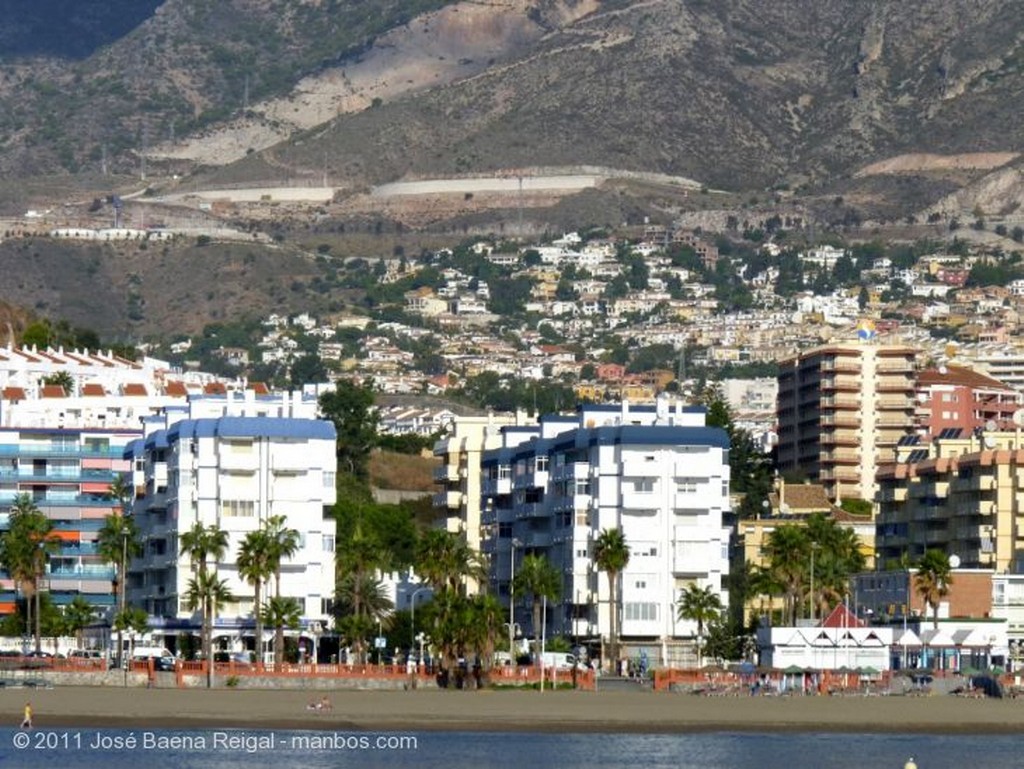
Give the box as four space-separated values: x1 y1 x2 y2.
538 652 586 670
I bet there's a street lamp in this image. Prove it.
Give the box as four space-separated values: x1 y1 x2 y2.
409 586 430 669
509 538 522 659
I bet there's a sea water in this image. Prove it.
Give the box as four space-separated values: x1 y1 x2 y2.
0 728 1016 769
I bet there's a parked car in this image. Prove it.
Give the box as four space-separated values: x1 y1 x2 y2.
213 651 253 667
133 654 176 672
69 649 104 660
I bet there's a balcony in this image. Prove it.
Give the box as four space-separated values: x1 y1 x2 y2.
481 477 511 496
820 450 859 465
515 502 547 520
432 490 463 509
878 487 908 502
0 444 123 459
818 468 860 483
217 449 259 471
876 398 914 411
820 397 860 410
819 415 860 428
269 454 310 474
521 531 552 549
433 465 461 483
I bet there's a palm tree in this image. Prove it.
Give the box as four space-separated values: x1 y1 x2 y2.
746 564 782 624
335 571 394 663
262 596 303 666
180 521 229 578
112 606 150 663
763 524 809 625
415 529 488 682
915 549 953 629
467 593 506 686
63 596 97 649
97 500 142 667
677 584 724 669
264 515 300 598
0 494 60 652
416 529 487 594
237 528 274 668
513 553 561 659
593 528 630 674
185 570 234 687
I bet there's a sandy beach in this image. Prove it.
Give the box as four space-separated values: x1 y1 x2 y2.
3 687 1024 734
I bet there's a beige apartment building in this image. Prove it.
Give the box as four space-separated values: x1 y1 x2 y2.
776 342 917 503
876 429 1024 573
432 411 530 591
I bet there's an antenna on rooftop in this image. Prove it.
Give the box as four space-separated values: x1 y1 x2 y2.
243 73 250 111
101 144 108 176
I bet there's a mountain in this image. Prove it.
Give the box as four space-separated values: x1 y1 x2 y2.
3 0 1023 208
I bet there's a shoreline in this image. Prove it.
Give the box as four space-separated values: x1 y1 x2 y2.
4 688 1024 735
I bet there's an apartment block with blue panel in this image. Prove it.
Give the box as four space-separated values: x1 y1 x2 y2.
0 427 138 616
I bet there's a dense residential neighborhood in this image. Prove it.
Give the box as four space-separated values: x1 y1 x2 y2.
3 216 1024 687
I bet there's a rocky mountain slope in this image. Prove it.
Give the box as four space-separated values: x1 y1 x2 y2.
3 0 1024 209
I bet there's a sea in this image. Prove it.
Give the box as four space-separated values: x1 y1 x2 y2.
0 728 1014 769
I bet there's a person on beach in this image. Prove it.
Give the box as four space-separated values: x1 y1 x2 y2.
319 696 332 712
20 701 32 729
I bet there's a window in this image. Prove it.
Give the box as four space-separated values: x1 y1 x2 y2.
624 602 658 621
632 478 654 493
536 455 549 472
322 535 335 552
220 500 255 517
676 479 698 494
323 471 336 488
634 580 646 589
576 548 588 558
575 480 591 495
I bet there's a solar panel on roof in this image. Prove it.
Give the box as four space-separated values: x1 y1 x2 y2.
897 435 920 446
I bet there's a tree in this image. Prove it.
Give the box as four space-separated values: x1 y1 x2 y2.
513 554 561 658
179 522 229 578
262 596 302 666
112 606 150 660
63 596 96 649
762 524 809 625
319 381 379 480
185 570 234 685
915 549 953 629
593 528 630 673
415 529 488 682
0 494 60 652
335 572 393 664
264 514 300 599
41 370 75 394
466 593 506 686
677 584 723 669
237 528 274 667
97 479 142 667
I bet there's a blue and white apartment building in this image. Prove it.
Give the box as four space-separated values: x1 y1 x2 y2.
480 398 731 668
126 397 337 658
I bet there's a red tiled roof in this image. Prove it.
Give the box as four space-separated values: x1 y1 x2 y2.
918 363 1014 391
40 385 66 398
164 381 188 397
1 387 26 401
247 382 270 395
204 382 227 395
81 383 106 397
122 383 148 396
819 603 864 629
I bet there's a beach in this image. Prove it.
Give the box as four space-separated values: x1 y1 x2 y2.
4 687 1024 734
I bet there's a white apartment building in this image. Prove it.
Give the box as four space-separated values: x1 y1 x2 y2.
480 399 731 669
126 403 337 656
